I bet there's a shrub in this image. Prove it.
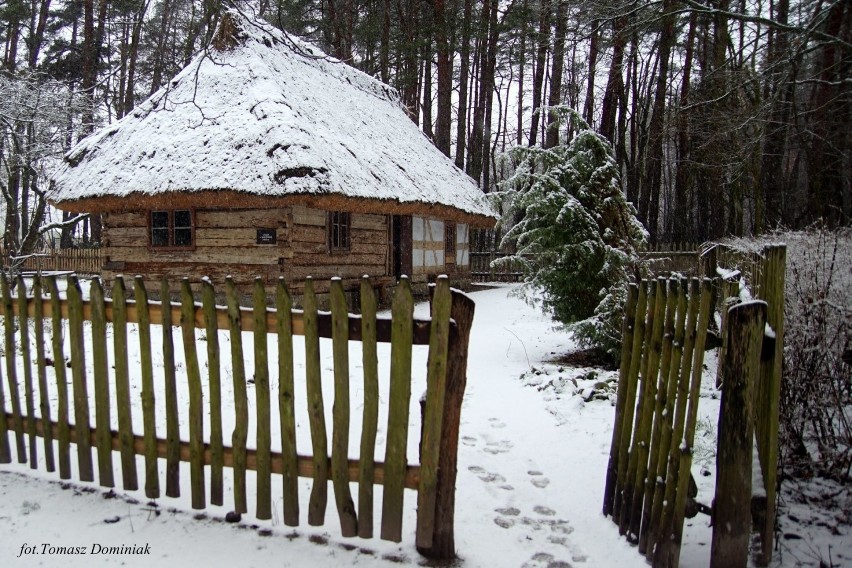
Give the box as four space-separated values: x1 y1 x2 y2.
494 110 648 359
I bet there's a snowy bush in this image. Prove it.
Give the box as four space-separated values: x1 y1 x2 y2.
721 227 851 481
779 228 851 481
494 109 648 359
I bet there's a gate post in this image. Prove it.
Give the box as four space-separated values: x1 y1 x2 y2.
417 288 475 560
710 300 767 568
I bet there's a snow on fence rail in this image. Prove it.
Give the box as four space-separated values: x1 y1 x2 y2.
602 242 785 568
0 273 474 560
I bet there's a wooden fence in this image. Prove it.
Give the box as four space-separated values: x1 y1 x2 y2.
1 247 103 275
0 273 474 560
602 242 785 567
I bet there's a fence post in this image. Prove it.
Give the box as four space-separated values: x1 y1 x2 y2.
710 300 767 568
416 287 475 560
753 245 785 566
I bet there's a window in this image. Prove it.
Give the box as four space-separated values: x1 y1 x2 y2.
150 210 194 248
445 221 456 254
328 211 350 252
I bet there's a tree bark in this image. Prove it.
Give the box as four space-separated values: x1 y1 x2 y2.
433 0 452 156
528 0 551 147
582 19 600 126
544 0 568 149
454 0 472 168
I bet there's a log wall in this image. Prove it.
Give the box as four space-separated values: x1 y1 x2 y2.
102 206 467 295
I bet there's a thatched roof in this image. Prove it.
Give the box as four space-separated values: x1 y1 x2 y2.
49 10 496 226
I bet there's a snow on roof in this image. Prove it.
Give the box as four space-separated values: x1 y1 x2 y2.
49 10 496 225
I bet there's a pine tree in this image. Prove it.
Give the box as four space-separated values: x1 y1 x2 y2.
497 109 647 357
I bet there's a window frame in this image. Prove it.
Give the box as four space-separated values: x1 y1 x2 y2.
444 221 456 255
148 209 196 251
327 211 351 253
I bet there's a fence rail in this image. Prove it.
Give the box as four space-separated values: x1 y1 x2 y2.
1 247 103 275
0 273 473 560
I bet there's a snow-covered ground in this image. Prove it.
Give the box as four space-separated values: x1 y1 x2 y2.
0 283 847 567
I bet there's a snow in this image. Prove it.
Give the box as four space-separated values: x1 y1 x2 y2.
48 10 496 223
1 283 848 567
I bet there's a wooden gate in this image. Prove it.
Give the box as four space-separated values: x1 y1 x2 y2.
0 273 473 560
602 242 785 568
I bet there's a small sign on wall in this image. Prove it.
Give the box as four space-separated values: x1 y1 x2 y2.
256 228 277 245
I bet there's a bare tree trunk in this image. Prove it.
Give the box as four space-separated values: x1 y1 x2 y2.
600 15 627 143
544 0 567 149
123 1 147 116
421 33 434 140
433 0 452 156
638 0 677 243
27 0 52 69
516 0 527 145
380 0 390 82
583 19 599 126
454 0 472 168
480 0 499 192
150 0 172 94
528 0 551 147
673 11 697 242
467 0 492 181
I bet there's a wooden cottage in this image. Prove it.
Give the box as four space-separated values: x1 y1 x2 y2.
49 11 496 299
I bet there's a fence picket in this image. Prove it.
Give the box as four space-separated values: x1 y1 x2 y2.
330 278 358 536
111 277 137 490
161 280 180 498
358 277 379 538
645 278 689 561
275 278 299 527
656 278 713 567
202 279 224 506
625 279 667 539
46 276 70 478
17 276 38 469
181 279 206 510
67 275 93 481
612 282 648 524
35 276 58 472
90 278 115 487
0 298 7 463
225 277 249 514
253 278 272 520
638 278 680 554
754 245 785 565
416 277 452 548
33 278 51 469
134 277 160 499
381 277 414 542
618 280 659 534
2 274 24 463
303 277 329 526
603 284 639 516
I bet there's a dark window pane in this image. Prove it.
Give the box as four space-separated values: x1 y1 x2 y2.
152 211 169 228
174 210 192 228
152 228 169 247
174 228 192 246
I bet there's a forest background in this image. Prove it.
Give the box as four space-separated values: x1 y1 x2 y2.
0 0 849 255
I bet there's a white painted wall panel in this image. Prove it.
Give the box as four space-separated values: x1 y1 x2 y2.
413 216 425 241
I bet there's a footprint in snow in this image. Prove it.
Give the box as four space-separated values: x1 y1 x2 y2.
484 440 513 455
529 470 551 488
488 417 507 428
521 551 572 568
461 436 477 446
